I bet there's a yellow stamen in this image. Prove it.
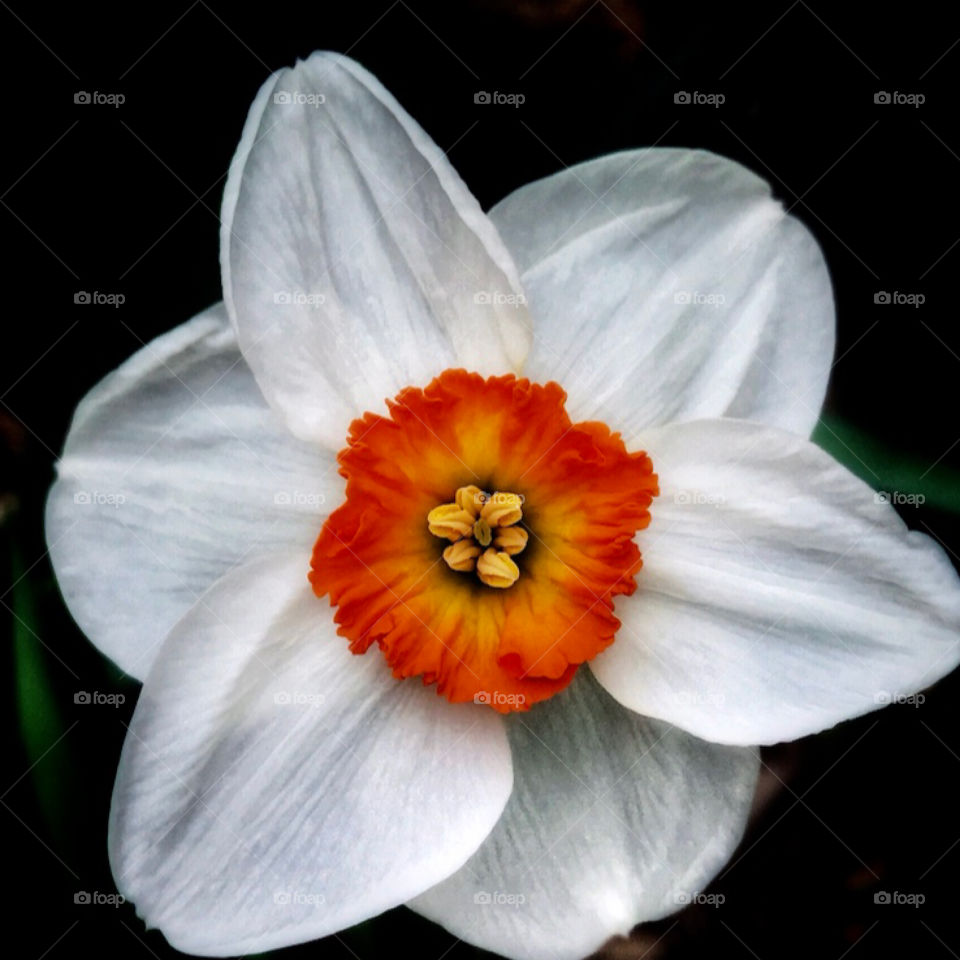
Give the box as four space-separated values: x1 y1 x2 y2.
427 503 475 541
493 525 528 556
443 540 481 572
455 485 485 517
480 492 523 528
427 487 526 587
476 548 520 589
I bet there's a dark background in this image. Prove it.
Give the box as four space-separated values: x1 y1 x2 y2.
3 2 960 958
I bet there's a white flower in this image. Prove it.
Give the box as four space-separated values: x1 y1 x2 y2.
46 51 960 960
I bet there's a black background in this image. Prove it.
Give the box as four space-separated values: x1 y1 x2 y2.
3 2 960 958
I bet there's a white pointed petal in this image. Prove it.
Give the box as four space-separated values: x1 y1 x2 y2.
489 148 834 436
410 672 756 960
45 304 338 680
110 552 513 956
221 51 531 449
591 418 960 746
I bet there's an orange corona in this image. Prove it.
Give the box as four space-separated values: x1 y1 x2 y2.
310 370 658 711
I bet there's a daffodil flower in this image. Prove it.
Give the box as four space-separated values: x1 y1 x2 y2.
47 51 960 960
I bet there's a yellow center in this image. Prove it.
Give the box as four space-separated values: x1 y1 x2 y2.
426 485 528 588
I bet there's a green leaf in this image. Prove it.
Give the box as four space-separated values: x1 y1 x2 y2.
10 541 73 838
813 416 960 514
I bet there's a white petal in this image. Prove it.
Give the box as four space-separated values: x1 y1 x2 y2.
221 51 532 449
591 418 960 746
488 149 834 437
45 303 339 680
410 672 757 960
110 552 512 956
